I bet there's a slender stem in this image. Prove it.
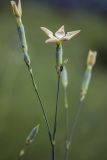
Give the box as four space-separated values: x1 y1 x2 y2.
52 143 55 160
65 89 69 141
64 147 69 160
52 73 61 160
53 73 61 139
28 67 53 148
64 88 69 160
69 100 83 145
15 16 53 160
67 99 84 158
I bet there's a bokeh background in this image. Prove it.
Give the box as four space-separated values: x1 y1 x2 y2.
0 0 107 160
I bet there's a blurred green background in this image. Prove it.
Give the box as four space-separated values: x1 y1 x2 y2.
0 0 107 160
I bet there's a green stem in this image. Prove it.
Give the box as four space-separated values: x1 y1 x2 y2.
64 88 69 160
67 99 84 157
52 73 61 160
16 17 54 160
28 67 53 150
52 143 55 160
69 100 83 144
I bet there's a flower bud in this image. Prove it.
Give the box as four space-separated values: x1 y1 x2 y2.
80 68 92 101
10 0 22 18
61 66 68 88
17 23 28 52
19 149 25 157
26 124 40 145
87 50 97 67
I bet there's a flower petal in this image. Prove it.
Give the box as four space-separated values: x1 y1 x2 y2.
40 27 54 38
10 1 21 17
55 25 65 39
45 37 59 43
18 0 22 16
87 50 97 67
64 30 81 40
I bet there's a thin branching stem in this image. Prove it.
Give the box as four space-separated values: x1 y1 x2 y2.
52 73 61 160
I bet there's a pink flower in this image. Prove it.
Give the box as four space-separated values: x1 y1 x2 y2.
41 25 80 44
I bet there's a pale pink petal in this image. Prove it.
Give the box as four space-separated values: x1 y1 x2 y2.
55 25 65 39
60 37 68 41
45 37 59 43
10 1 20 17
10 1 16 7
40 27 54 38
64 30 81 40
87 50 97 66
18 0 22 16
10 1 16 5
